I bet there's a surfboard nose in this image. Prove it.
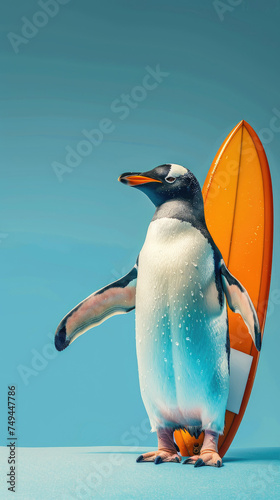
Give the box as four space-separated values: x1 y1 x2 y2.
55 325 70 352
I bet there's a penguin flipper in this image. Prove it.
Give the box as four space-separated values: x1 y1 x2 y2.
220 260 261 351
55 265 137 351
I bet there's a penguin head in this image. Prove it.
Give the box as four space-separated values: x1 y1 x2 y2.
119 164 203 208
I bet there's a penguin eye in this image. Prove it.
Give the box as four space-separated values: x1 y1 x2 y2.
165 176 176 183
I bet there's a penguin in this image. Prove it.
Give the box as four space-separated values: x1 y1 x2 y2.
55 163 261 468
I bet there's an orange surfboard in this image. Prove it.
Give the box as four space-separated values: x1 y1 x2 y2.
174 120 273 458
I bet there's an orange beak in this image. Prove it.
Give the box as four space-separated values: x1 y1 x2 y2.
118 174 162 186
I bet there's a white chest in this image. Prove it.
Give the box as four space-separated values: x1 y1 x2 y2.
136 218 219 320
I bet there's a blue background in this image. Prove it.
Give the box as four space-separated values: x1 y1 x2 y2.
1 0 280 449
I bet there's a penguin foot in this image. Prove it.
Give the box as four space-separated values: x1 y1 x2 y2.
136 450 181 464
183 449 222 468
136 427 181 463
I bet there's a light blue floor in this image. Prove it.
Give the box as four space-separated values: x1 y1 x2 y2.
0 446 279 499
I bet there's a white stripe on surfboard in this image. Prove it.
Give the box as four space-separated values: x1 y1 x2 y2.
227 348 253 414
